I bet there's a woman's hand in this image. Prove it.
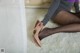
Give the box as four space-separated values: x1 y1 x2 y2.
33 20 44 34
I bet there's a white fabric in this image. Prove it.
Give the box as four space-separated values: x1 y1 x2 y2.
0 0 27 53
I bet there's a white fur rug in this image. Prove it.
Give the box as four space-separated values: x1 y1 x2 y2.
26 8 80 53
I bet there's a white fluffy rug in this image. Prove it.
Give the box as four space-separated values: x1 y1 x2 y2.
26 8 80 53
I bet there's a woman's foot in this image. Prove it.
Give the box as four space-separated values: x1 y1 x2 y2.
39 28 53 40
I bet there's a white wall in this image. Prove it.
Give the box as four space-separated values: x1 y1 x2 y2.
0 0 27 53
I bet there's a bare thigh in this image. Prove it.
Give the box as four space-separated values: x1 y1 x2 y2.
51 10 80 26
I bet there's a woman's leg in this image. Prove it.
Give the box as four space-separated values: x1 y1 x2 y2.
39 10 80 40
53 11 80 25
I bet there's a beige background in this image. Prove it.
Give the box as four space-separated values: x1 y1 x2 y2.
25 0 51 6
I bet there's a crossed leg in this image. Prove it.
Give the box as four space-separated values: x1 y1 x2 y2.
39 10 80 40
